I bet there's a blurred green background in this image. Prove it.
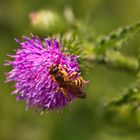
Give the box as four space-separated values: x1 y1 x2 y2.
1 0 140 140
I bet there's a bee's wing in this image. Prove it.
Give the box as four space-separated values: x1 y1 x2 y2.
72 88 86 99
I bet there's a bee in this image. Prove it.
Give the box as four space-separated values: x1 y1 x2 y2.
49 64 88 100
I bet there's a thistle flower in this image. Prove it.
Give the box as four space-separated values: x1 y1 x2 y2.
5 34 87 111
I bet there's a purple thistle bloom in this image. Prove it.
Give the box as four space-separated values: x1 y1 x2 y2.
5 34 83 111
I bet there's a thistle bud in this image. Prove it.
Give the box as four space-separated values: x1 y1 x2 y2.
29 10 66 34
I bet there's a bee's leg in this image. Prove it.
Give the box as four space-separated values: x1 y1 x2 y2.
54 87 59 93
63 64 68 72
68 71 77 79
60 87 71 101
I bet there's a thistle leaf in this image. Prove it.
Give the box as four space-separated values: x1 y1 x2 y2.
107 81 140 108
96 21 140 53
105 50 139 71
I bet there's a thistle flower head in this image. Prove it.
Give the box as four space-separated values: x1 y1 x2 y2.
5 34 86 111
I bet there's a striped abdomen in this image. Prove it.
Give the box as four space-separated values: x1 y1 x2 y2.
72 77 85 88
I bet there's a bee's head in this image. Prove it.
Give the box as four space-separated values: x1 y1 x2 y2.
49 64 58 74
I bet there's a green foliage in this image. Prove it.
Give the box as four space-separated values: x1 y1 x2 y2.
105 50 139 71
96 21 140 53
90 21 140 72
107 80 140 110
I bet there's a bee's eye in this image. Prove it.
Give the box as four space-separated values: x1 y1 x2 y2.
50 66 58 74
52 66 58 73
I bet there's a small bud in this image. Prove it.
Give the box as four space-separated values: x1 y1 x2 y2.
29 10 66 34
